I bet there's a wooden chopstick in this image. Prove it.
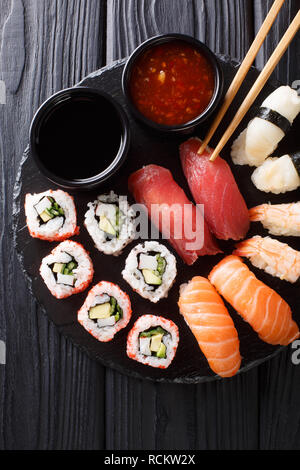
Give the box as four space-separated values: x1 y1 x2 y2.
208 8 300 162
198 0 286 156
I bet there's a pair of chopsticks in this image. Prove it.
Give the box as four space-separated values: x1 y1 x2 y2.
198 0 300 162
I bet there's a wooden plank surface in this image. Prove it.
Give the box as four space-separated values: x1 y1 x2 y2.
0 0 106 450
0 0 299 450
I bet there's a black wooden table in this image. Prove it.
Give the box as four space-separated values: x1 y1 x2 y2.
0 0 299 450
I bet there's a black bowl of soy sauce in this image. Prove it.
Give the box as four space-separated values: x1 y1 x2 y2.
30 87 130 190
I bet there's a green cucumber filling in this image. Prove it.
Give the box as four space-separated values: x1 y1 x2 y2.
50 253 77 287
34 196 65 225
139 326 168 359
96 203 123 239
88 295 123 326
138 252 166 287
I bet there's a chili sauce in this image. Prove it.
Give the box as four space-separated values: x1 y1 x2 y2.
129 40 215 126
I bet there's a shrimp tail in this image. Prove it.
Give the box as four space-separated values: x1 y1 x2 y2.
234 238 261 257
249 205 267 222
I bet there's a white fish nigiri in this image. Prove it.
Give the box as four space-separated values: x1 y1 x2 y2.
251 154 300 194
234 235 300 283
249 202 300 237
231 86 300 167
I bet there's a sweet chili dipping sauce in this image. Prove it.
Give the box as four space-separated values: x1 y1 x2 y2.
129 40 215 126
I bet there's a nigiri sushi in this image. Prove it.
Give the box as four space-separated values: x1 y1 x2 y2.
180 137 250 240
251 153 300 194
178 276 241 378
128 164 220 265
234 236 300 283
209 255 299 345
231 86 300 167
249 202 300 237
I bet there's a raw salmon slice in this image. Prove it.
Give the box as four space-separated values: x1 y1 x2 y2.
209 255 299 345
128 164 220 265
178 276 241 378
180 138 250 240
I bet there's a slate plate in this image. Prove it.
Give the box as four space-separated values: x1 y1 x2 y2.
13 55 300 383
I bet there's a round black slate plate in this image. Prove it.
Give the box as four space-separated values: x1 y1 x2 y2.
13 56 300 383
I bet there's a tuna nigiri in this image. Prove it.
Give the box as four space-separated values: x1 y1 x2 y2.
180 137 250 240
128 164 220 265
209 255 299 346
178 276 241 378
234 236 300 284
249 202 300 237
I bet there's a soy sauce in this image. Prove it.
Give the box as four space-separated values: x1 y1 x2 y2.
36 93 123 180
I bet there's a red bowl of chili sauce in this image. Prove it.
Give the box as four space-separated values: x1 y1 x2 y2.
122 34 223 133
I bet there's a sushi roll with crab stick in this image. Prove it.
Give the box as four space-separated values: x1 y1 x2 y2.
122 241 177 303
231 86 300 167
84 191 135 256
127 315 179 369
251 152 300 194
40 240 94 299
25 189 79 241
249 202 300 237
78 281 132 342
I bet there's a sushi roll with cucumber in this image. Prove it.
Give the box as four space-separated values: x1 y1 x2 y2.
84 191 135 256
127 315 179 369
78 281 132 342
40 240 94 299
25 189 79 241
122 241 177 303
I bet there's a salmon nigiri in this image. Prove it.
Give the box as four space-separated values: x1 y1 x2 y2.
209 255 299 345
178 276 241 378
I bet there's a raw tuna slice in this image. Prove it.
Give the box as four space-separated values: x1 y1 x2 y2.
180 138 250 240
128 164 220 265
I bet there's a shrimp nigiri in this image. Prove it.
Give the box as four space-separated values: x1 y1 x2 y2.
234 236 300 283
208 255 299 346
249 202 300 237
178 276 241 378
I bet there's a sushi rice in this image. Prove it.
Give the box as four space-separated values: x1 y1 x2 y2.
122 241 177 303
249 202 300 237
40 240 94 299
25 189 79 241
78 281 132 342
251 154 300 194
84 191 135 256
127 315 179 369
231 86 300 167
